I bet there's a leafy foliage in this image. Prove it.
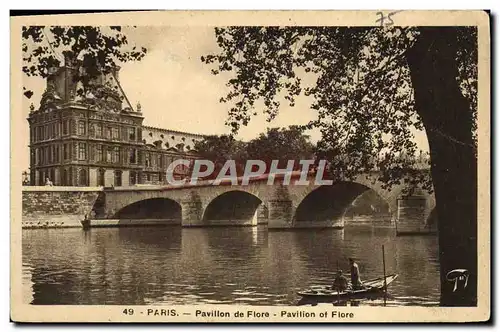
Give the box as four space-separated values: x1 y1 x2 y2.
22 25 147 98
201 26 477 190
194 126 315 175
246 126 314 167
194 134 248 166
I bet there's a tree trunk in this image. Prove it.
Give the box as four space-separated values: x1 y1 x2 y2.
406 27 477 306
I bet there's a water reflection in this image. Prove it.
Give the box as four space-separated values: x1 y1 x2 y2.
22 225 439 306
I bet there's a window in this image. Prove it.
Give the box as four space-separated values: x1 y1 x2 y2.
130 171 137 185
89 124 95 137
114 170 122 187
63 120 69 135
96 124 103 138
97 169 105 186
62 169 68 186
146 173 151 182
79 168 87 186
145 153 151 167
113 147 120 163
63 144 69 160
159 171 163 182
49 146 54 163
129 149 137 164
106 127 112 139
129 127 136 141
39 171 45 186
159 155 163 168
78 121 86 135
112 127 119 140
78 143 87 160
41 147 46 165
96 145 103 162
106 147 112 163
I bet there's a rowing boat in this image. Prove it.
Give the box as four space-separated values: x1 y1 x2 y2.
297 274 398 301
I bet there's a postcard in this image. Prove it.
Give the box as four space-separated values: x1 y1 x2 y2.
10 10 490 323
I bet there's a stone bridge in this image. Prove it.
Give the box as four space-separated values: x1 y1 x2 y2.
94 172 436 234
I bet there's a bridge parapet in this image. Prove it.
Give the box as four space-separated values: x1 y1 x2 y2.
92 171 435 232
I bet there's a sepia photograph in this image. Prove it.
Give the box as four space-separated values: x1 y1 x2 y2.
10 10 490 323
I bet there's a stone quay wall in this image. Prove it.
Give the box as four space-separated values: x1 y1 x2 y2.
22 187 103 229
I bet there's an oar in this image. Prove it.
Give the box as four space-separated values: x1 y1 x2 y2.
336 260 340 305
382 245 387 306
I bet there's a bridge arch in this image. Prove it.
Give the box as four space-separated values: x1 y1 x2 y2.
113 197 182 224
293 181 395 226
343 189 392 224
202 190 263 226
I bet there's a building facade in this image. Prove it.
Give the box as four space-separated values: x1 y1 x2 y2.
27 57 203 187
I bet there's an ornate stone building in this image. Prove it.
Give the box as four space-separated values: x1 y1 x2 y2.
27 56 203 187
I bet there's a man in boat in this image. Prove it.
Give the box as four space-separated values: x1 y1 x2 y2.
349 258 364 290
332 270 349 292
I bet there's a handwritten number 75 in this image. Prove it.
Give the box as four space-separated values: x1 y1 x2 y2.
376 12 398 26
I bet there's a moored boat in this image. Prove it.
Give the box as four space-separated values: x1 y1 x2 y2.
297 274 398 301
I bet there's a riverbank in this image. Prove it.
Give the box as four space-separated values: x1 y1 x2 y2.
22 186 102 229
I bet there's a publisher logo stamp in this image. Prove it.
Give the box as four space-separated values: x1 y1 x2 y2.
446 269 470 292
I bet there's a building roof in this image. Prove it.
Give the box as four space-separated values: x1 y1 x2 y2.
142 125 207 139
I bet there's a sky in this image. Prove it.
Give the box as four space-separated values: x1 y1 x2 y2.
19 26 429 172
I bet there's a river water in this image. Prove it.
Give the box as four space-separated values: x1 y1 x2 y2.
22 225 440 306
